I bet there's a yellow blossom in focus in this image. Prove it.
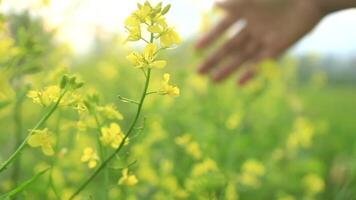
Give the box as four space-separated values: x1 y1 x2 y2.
81 147 99 169
159 73 179 97
118 168 138 186
303 173 325 196
127 43 167 69
100 123 127 148
126 26 141 42
27 128 54 156
160 27 181 48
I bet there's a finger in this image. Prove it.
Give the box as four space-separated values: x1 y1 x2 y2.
198 30 249 74
238 68 256 86
212 41 260 82
195 14 238 49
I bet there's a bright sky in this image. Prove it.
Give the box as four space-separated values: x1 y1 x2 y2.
1 0 356 57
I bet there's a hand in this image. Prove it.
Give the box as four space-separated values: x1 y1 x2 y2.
195 0 324 85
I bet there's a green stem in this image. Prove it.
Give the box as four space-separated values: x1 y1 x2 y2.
92 112 109 200
69 69 152 200
0 90 67 174
11 90 25 186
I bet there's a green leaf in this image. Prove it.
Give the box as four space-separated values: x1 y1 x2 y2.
3 168 50 198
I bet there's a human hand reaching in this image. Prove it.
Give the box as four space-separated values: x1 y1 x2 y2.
195 0 325 85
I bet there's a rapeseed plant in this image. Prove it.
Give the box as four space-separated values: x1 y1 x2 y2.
68 1 181 198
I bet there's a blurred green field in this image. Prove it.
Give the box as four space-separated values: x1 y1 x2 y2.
1 3 356 200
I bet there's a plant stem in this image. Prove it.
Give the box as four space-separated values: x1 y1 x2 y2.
93 112 109 200
69 69 152 199
11 90 25 186
0 90 67 174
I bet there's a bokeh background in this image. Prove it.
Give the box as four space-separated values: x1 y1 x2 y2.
1 0 356 199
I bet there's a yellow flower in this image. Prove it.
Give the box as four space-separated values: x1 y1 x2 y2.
185 142 202 160
80 147 99 169
303 173 325 196
100 123 128 148
124 15 140 27
126 26 141 42
175 134 192 146
160 27 181 47
286 117 315 153
239 159 265 188
118 168 138 186
242 159 265 177
97 104 123 120
27 85 61 107
159 73 179 96
191 158 218 177
134 2 152 22
27 128 54 156
126 43 166 69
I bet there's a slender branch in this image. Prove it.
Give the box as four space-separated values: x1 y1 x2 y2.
69 69 152 199
0 90 67 173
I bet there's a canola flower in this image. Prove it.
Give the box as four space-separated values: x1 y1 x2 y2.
303 173 325 196
127 43 167 69
27 128 54 156
27 85 60 107
100 123 128 148
0 74 83 173
69 2 180 198
175 134 202 160
97 104 123 121
239 159 265 188
81 147 99 169
118 168 138 186
159 73 180 97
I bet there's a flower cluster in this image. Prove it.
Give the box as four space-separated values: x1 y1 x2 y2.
27 85 61 107
81 147 99 169
124 1 180 47
125 1 180 97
